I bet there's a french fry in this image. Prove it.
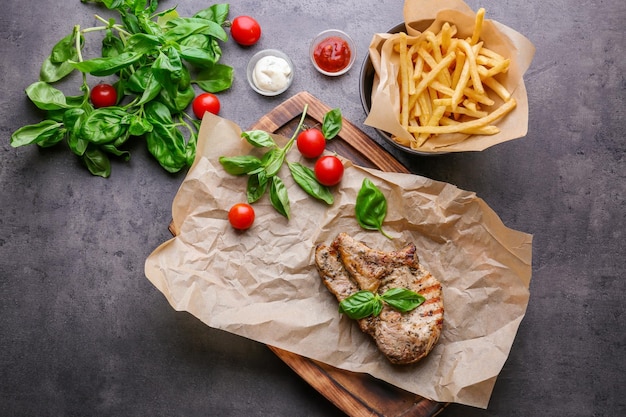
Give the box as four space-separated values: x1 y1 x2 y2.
450 57 471 109
458 39 484 95
470 8 485 45
413 51 456 97
406 98 516 134
415 105 447 147
391 7 515 148
439 117 500 135
482 77 511 101
399 33 410 129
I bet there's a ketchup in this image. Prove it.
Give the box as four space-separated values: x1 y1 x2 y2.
313 36 352 73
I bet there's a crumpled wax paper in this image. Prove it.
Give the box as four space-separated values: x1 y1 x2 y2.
144 111 533 408
364 0 536 152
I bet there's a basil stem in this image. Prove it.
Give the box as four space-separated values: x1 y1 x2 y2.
355 178 392 239
338 288 425 320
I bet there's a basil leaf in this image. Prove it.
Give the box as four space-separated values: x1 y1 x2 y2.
100 0 127 11
355 178 392 239
262 148 286 177
50 32 79 63
64 108 88 155
322 108 342 139
158 84 195 113
269 176 290 219
80 107 128 144
194 63 234 92
25 81 70 111
247 171 268 203
242 130 276 148
40 56 76 83
124 33 162 55
102 29 124 58
128 115 153 136
380 288 425 313
126 66 152 93
136 74 162 106
119 9 142 34
72 51 144 76
36 128 66 148
144 101 173 125
10 120 63 147
145 122 188 173
152 48 184 98
41 26 82 82
156 8 180 27
179 45 218 67
185 133 198 167
219 155 263 175
338 291 384 320
83 147 111 178
163 17 227 43
288 162 333 204
194 4 230 25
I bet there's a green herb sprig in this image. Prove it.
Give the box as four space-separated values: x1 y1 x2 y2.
338 288 425 320
219 105 343 218
355 178 392 239
11 1 234 177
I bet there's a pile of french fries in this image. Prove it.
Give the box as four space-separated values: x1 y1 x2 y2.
394 8 515 149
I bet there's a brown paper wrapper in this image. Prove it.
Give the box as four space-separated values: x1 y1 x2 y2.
365 0 536 152
145 111 533 408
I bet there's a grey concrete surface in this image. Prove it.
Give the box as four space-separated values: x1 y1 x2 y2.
1 0 624 416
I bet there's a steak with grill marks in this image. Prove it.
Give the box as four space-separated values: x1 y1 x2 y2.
315 233 444 365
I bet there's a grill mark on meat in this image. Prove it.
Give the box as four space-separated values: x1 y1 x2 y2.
315 233 444 365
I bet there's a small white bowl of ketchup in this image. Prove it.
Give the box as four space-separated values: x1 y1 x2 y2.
310 29 356 76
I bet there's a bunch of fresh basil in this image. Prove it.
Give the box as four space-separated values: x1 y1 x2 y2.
11 0 234 177
219 105 343 218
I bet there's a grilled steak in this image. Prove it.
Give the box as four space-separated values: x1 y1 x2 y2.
315 233 444 365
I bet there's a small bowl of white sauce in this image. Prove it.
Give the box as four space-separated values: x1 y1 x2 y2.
246 49 294 96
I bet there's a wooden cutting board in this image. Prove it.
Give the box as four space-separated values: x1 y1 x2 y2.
171 91 448 417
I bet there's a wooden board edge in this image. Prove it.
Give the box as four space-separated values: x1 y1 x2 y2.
269 345 449 417
268 345 383 417
251 91 410 174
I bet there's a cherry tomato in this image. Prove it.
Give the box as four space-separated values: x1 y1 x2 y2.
314 155 344 186
90 83 117 108
296 129 326 158
228 203 255 230
230 16 261 46
192 93 221 119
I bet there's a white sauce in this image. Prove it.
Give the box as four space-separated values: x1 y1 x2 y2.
252 56 292 92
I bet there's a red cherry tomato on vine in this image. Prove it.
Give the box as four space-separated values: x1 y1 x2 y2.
228 203 255 230
314 155 344 186
230 16 261 46
90 83 117 108
296 129 326 158
192 93 221 118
